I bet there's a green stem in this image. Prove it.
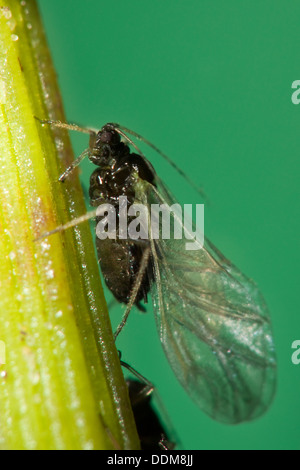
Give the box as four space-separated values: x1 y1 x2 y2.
0 0 139 450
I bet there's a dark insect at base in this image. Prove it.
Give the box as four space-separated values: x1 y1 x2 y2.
119 352 176 450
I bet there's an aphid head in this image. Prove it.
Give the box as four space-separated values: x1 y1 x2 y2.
89 123 121 165
98 123 121 145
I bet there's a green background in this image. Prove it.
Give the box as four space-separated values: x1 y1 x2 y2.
38 0 300 450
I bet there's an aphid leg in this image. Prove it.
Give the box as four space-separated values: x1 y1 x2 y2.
113 245 151 341
34 208 98 241
58 148 90 182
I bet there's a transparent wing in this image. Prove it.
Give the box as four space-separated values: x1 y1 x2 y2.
142 178 276 424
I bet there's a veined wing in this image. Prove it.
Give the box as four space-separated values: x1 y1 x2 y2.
142 178 276 424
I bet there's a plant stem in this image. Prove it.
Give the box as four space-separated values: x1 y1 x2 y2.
0 0 139 450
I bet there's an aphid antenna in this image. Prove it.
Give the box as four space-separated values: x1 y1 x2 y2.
34 116 96 136
112 123 207 202
34 116 97 182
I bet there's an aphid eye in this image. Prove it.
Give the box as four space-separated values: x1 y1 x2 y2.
97 129 120 145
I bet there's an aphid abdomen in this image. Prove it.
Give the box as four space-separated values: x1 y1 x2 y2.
96 236 151 307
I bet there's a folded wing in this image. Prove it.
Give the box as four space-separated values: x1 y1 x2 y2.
144 179 276 424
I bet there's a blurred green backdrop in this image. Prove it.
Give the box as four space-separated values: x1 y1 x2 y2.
38 0 300 450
